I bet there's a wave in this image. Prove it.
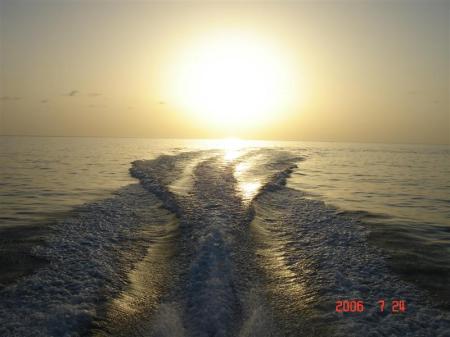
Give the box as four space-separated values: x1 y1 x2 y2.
0 184 175 337
125 150 449 336
0 149 449 336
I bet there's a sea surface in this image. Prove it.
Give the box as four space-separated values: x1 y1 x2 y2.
0 136 449 336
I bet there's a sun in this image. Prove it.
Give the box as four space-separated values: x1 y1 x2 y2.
166 31 300 133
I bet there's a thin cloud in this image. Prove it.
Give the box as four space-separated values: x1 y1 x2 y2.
64 90 79 97
88 104 106 109
1 96 21 101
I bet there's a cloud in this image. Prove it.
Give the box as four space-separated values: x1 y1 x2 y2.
1 96 21 101
158 101 166 105
88 104 106 109
41 99 48 103
64 90 79 97
88 92 102 97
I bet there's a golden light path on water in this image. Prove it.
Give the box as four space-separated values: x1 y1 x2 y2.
99 138 310 335
219 138 264 203
220 138 311 318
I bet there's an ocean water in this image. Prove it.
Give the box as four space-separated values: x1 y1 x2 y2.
0 136 449 336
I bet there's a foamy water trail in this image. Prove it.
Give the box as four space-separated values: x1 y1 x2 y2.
129 154 260 337
0 149 449 336
0 184 176 336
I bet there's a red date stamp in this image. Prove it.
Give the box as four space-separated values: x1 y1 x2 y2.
336 299 406 313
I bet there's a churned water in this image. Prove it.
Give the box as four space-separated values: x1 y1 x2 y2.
0 136 449 336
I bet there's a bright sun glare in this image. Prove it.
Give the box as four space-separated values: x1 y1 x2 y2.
168 32 300 132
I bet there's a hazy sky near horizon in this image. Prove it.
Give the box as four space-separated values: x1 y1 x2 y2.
0 0 449 144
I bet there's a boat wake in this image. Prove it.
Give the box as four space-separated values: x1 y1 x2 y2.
0 149 448 336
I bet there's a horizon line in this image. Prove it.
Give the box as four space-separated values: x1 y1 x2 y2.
0 134 449 147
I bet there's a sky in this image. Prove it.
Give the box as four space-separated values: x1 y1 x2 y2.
0 0 449 144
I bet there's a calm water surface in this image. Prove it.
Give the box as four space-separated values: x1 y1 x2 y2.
288 142 450 228
1 136 448 231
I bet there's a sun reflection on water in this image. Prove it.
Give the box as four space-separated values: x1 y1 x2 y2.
231 149 263 202
220 138 247 162
204 137 268 201
239 181 262 202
